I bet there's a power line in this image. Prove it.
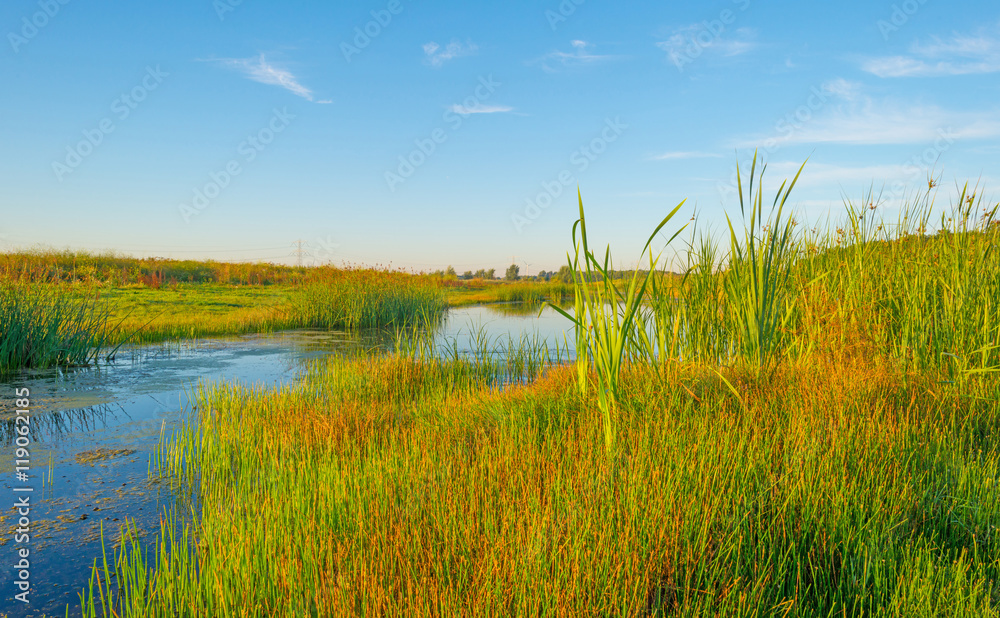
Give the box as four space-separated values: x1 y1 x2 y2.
290 240 311 267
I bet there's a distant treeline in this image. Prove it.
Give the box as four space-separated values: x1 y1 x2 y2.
428 264 679 283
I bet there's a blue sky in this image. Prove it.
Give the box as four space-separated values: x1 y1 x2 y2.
1 0 998 273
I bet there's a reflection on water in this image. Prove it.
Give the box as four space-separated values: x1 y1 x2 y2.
438 303 575 356
0 305 571 617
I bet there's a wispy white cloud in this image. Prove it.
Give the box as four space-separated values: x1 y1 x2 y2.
792 106 997 146
713 30 758 57
211 54 316 101
651 151 723 161
656 26 758 66
448 103 513 116
862 26 1000 77
423 40 478 67
740 80 1000 147
532 40 617 72
821 78 863 101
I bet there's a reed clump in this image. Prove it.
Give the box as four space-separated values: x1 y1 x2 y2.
0 282 118 372
492 282 575 305
289 269 445 330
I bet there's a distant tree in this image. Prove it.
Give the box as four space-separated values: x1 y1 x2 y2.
556 265 574 283
505 264 520 281
461 270 474 280
444 265 457 281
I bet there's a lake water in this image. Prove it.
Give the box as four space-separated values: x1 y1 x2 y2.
0 305 572 617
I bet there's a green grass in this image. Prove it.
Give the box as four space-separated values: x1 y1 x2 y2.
289 270 445 330
443 280 576 307
0 249 589 351
83 356 1000 616
0 283 119 373
63 167 1000 616
103 283 294 344
552 189 688 454
721 154 803 371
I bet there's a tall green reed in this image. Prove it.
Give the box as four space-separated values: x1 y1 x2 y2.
723 153 805 371
289 275 445 330
0 283 119 373
551 190 687 454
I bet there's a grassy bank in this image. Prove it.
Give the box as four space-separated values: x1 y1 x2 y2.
0 268 448 368
290 270 446 330
76 174 1000 616
442 279 577 307
85 355 1000 616
106 269 447 345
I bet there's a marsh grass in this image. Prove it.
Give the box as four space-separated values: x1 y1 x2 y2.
492 282 574 305
722 154 803 371
83 354 1000 617
0 283 120 373
86 270 446 344
793 183 1000 376
74 165 1000 617
288 270 445 330
551 190 687 454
